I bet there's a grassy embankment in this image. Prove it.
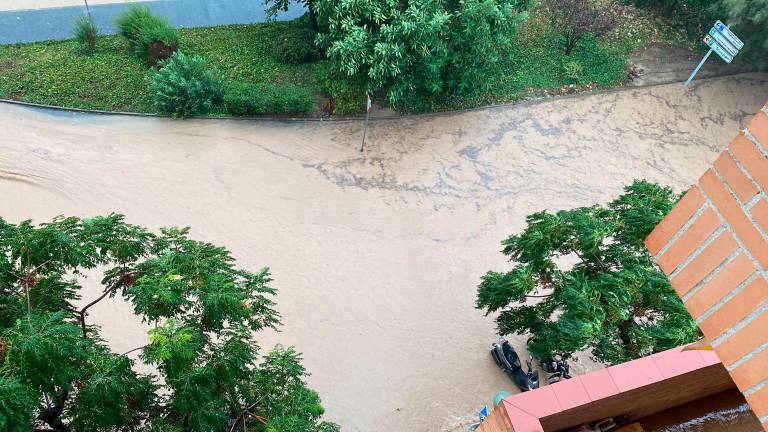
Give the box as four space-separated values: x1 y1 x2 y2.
0 7 689 116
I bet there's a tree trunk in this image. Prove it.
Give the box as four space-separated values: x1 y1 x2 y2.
564 33 577 56
618 320 636 358
308 0 318 31
661 0 678 18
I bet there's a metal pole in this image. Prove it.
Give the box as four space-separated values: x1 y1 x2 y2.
84 0 93 20
684 48 713 87
360 95 371 152
359 110 370 152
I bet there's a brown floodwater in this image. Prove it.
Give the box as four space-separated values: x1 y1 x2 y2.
1 74 767 432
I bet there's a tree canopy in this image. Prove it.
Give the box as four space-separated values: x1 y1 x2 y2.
314 0 530 112
0 214 338 432
476 181 701 365
626 0 766 69
264 0 318 31
721 0 767 68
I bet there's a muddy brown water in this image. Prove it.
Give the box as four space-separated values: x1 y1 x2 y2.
1 74 767 432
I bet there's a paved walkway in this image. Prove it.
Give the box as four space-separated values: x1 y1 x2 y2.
627 44 755 87
1 74 766 432
0 0 304 44
0 0 144 12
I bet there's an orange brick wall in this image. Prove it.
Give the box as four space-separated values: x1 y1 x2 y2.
646 104 768 431
476 403 514 432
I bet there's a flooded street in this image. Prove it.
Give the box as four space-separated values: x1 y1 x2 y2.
1 74 767 432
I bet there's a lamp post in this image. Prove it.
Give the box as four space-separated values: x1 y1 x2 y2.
84 0 92 20
359 94 372 152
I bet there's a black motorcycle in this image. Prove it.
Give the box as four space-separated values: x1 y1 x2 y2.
490 337 539 392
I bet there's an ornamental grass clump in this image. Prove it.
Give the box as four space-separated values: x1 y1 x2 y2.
73 14 98 54
114 5 179 65
146 51 225 118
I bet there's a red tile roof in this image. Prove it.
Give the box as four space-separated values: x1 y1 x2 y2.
481 347 726 432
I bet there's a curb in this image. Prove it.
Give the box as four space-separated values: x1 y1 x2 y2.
1 71 764 123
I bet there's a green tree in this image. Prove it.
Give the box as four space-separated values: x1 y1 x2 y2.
265 0 318 31
721 0 767 68
625 0 767 68
0 214 338 432
314 0 530 112
475 181 701 365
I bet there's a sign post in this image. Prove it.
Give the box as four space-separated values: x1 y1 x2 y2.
360 94 372 152
684 48 713 87
684 20 744 87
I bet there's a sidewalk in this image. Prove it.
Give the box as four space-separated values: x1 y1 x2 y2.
0 1 144 12
627 44 755 87
0 0 304 44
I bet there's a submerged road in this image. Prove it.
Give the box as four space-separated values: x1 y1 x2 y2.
1 74 767 432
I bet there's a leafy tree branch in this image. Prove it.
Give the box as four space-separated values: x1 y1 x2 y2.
0 214 338 432
476 180 701 365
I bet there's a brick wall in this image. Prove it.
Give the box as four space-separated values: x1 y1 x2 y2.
645 103 768 431
476 402 514 432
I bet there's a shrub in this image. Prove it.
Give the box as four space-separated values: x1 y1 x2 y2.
224 82 312 116
541 0 624 55
274 26 319 65
315 0 530 111
146 51 225 117
313 62 366 115
114 5 179 65
562 60 584 83
73 14 98 54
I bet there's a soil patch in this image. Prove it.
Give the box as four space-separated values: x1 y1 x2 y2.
0 60 14 73
8 91 25 101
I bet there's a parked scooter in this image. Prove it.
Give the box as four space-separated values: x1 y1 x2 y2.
490 337 539 391
526 337 573 385
538 356 572 384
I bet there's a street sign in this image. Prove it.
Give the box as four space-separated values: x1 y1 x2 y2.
708 28 738 57
704 34 734 63
684 20 743 86
715 20 744 50
479 405 489 422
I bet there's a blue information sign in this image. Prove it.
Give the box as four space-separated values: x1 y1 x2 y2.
684 20 744 87
479 405 489 422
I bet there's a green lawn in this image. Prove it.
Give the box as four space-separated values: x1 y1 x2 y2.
0 19 317 114
0 7 687 116
0 36 155 112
